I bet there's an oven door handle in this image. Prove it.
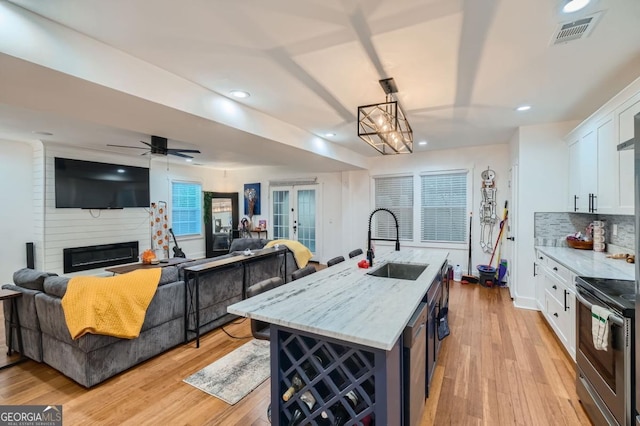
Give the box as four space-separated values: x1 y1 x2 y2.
575 292 625 327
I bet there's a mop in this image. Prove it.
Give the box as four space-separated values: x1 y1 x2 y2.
461 212 479 284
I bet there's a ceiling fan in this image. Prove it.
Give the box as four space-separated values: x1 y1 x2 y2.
107 135 201 159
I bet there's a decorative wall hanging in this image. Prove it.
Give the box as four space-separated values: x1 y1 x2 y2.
150 201 169 258
244 183 261 217
479 168 497 253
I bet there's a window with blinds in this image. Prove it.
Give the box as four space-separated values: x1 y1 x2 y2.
420 172 467 243
171 181 202 237
373 176 413 240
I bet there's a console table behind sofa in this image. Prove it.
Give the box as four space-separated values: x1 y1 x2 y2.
182 246 289 347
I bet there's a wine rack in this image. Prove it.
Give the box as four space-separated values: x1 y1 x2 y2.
274 328 382 426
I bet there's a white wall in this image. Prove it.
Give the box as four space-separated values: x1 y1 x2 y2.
221 167 346 262
8 144 224 276
0 140 35 284
351 144 512 271
42 145 152 276
0 132 569 291
221 144 512 267
341 170 372 255
511 121 577 309
149 160 226 260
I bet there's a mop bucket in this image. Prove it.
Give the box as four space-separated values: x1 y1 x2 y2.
497 259 508 285
476 265 496 287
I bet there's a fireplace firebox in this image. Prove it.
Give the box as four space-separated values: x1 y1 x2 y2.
63 241 139 273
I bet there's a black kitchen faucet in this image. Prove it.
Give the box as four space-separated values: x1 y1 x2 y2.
367 208 400 266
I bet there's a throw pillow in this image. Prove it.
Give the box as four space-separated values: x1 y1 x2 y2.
13 268 58 291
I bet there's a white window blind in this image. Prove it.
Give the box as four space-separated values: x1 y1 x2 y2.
374 176 413 240
172 181 202 236
420 172 467 243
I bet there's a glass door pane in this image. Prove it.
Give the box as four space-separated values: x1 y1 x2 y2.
296 189 316 253
272 190 290 240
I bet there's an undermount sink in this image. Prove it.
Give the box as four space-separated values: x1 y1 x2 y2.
367 262 428 281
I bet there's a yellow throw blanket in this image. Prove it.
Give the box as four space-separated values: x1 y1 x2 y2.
264 239 313 268
61 269 161 340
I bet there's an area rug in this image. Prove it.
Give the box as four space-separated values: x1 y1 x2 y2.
183 339 271 405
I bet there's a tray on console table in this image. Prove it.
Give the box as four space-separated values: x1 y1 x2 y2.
105 257 192 274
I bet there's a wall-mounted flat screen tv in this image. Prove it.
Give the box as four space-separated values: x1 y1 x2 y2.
54 157 150 209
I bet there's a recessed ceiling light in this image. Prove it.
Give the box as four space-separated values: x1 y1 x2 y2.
33 131 53 136
516 105 531 111
419 141 428 146
324 133 336 137
562 0 590 13
185 158 193 162
230 90 250 99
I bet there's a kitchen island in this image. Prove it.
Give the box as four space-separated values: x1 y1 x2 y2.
228 248 448 425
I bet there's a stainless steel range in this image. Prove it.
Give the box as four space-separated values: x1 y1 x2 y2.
575 276 635 426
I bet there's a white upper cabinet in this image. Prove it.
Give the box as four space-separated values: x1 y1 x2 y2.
617 91 640 213
579 128 598 212
568 139 581 211
566 76 640 215
567 125 599 212
595 114 616 213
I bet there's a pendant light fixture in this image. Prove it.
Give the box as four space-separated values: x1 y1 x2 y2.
357 78 413 155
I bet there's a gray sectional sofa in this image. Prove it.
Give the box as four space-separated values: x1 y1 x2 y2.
2 239 299 387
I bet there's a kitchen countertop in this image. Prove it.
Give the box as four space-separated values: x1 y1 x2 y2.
536 246 635 280
228 248 448 351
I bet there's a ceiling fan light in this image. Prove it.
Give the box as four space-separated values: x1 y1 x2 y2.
562 0 590 13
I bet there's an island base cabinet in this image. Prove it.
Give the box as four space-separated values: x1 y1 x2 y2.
270 325 402 426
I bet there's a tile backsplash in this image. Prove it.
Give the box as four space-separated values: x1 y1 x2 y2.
534 212 634 251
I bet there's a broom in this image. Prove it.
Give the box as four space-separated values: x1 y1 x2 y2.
461 212 479 284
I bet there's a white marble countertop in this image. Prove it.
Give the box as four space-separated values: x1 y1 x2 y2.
535 246 635 280
228 248 449 351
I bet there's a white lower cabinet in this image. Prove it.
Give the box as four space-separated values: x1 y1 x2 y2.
535 250 576 361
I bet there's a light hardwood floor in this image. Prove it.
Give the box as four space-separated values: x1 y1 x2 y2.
0 281 591 425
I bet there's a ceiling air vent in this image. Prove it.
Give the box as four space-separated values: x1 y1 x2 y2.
551 12 602 45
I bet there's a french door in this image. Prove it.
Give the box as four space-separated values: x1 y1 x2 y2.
270 185 319 259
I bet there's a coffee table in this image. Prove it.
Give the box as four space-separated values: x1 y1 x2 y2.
105 257 192 274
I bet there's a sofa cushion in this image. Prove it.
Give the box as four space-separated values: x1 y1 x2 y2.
13 268 57 291
229 238 270 252
158 266 179 286
43 276 70 298
43 266 179 298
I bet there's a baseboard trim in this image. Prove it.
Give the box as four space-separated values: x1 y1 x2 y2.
513 296 538 310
